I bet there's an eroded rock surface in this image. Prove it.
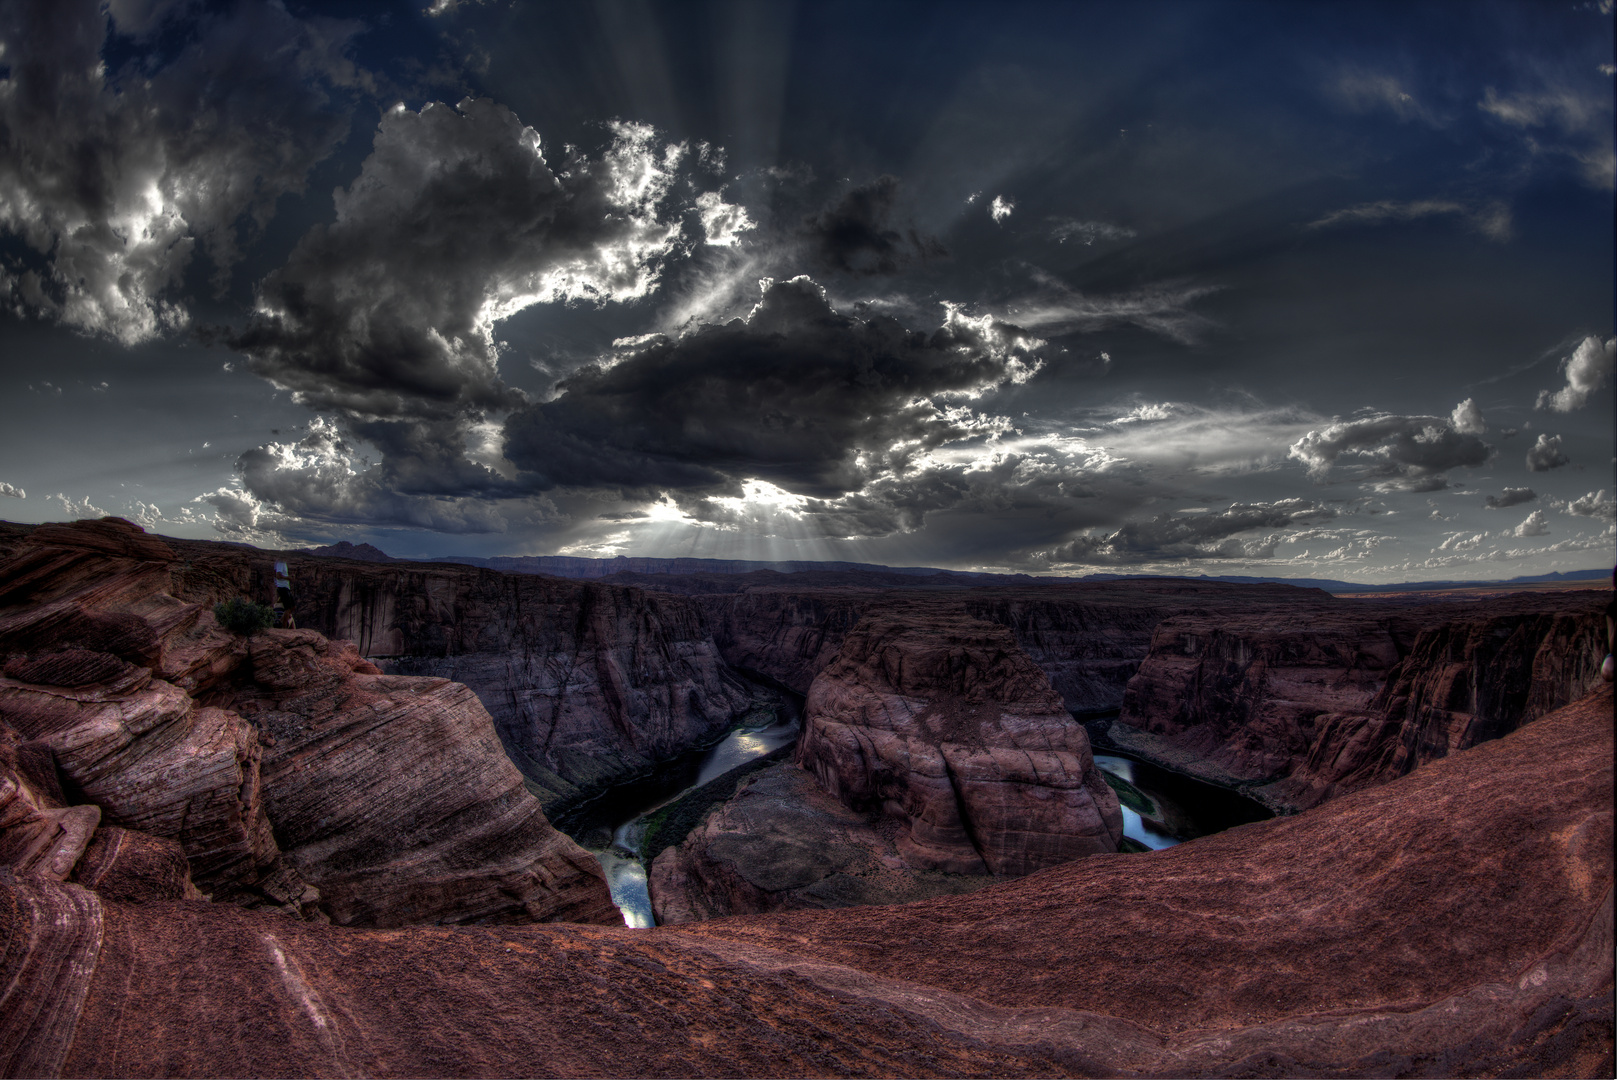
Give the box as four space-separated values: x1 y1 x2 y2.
1112 592 1608 810
796 606 1123 877
649 763 994 924
197 549 759 813
3 687 1608 1078
0 518 617 928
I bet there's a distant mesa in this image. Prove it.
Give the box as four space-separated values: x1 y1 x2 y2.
300 540 397 563
295 538 1610 592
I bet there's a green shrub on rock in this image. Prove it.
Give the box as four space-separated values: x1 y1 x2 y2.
213 597 275 636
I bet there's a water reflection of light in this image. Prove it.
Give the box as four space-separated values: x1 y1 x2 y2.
1094 754 1177 851
595 849 655 927
594 715 803 926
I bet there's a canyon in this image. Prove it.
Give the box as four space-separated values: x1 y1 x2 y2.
1 517 1611 1077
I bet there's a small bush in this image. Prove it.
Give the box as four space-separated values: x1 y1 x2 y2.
213 597 275 636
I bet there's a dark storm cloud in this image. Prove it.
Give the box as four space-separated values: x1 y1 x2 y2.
1484 487 1537 510
198 419 555 540
502 276 1045 497
1525 433 1570 472
0 0 366 343
801 176 945 275
1037 499 1337 565
229 100 727 420
1288 413 1493 492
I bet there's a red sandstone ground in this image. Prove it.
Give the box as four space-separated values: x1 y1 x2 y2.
4 686 1610 1078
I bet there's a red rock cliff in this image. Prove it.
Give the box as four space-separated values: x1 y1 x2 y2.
1113 590 1608 810
166 543 757 813
795 604 1123 877
0 519 617 928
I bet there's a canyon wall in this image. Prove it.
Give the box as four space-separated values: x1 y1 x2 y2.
6 684 1609 1077
1111 591 1608 811
695 577 1329 712
0 519 617 928
795 604 1123 876
167 543 758 812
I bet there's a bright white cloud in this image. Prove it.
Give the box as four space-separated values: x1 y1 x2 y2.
989 195 1015 223
1288 412 1492 491
1449 397 1486 434
0 1 365 344
0 482 24 498
1512 509 1550 537
1536 335 1615 412
1525 432 1570 472
50 493 109 520
1566 489 1617 520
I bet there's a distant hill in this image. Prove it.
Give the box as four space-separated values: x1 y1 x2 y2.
424 553 1040 583
301 541 398 563
297 541 1609 592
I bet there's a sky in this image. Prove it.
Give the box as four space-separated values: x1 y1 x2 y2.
1 0 1613 582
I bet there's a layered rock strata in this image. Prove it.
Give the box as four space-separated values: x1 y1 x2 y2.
170 543 758 813
1112 592 1608 811
695 578 1333 711
796 606 1123 877
3 688 1608 1077
0 518 617 928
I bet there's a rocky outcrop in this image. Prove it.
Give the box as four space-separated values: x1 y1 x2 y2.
796 605 1123 878
0 518 617 928
1110 591 1609 810
648 763 994 924
168 542 758 813
4 687 1609 1077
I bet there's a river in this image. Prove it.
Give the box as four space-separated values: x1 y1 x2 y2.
556 702 802 928
559 707 1271 926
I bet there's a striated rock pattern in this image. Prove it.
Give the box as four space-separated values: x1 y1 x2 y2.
693 587 879 694
0 518 617 929
648 763 994 924
695 578 1336 712
1111 592 1608 810
1 687 1608 1077
796 606 1123 877
231 630 618 927
172 546 759 813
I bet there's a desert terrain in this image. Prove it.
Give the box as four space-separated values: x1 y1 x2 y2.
1 517 1611 1077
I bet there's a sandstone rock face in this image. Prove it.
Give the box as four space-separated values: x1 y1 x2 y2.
4 688 1608 1078
0 518 617 928
697 578 1335 712
648 763 994 924
232 630 618 927
694 589 878 694
1113 592 1608 810
796 606 1123 877
196 549 759 813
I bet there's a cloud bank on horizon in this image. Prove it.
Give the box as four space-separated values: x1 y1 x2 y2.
0 0 1612 583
